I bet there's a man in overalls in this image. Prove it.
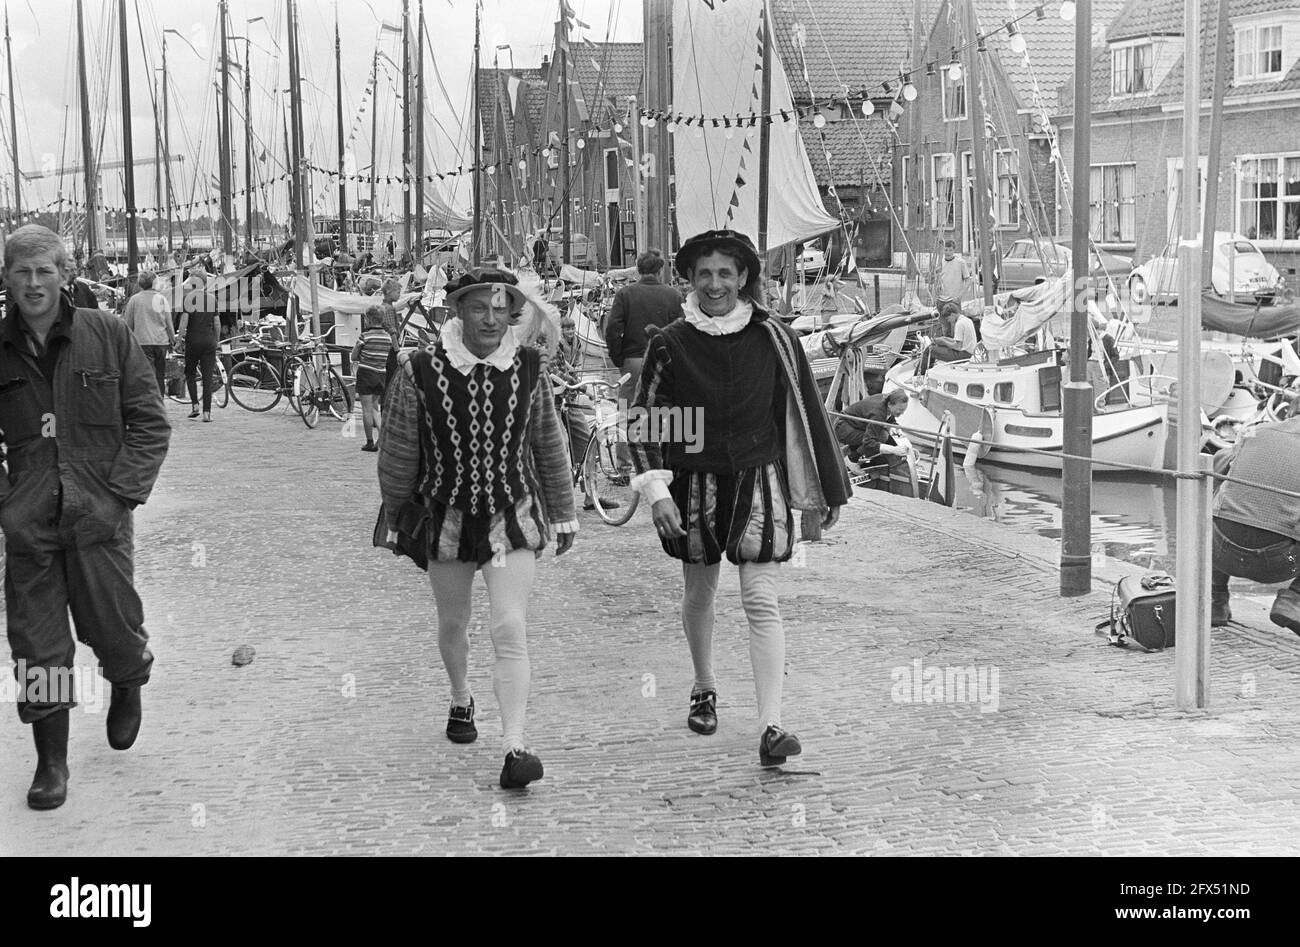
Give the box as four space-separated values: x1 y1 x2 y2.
0 225 171 810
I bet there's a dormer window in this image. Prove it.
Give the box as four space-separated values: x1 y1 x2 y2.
1236 23 1285 81
1111 42 1153 96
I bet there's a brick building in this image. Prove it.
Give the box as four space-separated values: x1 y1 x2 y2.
1055 0 1300 281
889 0 1128 279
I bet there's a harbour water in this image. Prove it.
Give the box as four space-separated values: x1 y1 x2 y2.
945 462 1180 573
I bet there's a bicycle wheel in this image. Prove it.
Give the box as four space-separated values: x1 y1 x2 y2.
212 360 230 409
292 359 321 428
228 358 281 411
584 431 637 526
321 364 353 421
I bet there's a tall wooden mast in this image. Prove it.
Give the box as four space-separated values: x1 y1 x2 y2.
335 11 347 253
218 0 233 257
471 2 482 265
414 0 425 261
118 0 138 283
76 0 97 255
401 0 411 254
162 32 172 251
559 4 570 265
756 0 772 255
243 35 253 247
5 6 20 223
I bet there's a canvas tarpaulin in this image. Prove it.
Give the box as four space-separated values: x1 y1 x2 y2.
1200 292 1300 340
672 0 838 249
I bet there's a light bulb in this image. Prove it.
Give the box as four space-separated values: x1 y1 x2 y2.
576 138 585 149
725 127 734 139
903 82 917 101
646 117 657 128
693 124 703 137
542 148 551 157
613 122 623 133
638 115 648 126
487 165 496 175
518 159 527 170
1009 32 1027 54
948 62 963 82
813 113 826 128
1060 0 1075 20
667 121 678 134
862 98 875 116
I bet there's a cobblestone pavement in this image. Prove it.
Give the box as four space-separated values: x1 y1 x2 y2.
3 397 1300 856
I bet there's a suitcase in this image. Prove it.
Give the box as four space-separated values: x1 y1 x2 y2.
1106 572 1177 652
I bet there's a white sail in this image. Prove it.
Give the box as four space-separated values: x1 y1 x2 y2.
671 0 839 248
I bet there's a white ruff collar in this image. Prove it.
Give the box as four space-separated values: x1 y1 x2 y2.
440 318 519 374
683 292 753 336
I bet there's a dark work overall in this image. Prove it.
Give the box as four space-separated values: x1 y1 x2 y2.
183 305 218 412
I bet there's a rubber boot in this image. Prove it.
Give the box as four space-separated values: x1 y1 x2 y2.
107 685 143 751
27 710 70 811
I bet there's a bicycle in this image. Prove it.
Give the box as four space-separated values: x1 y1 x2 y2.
227 326 351 428
553 372 639 526
164 349 230 409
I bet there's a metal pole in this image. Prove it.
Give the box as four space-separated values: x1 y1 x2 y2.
370 51 378 243
1200 0 1230 284
1176 0 1209 710
119 0 138 288
1061 0 1093 596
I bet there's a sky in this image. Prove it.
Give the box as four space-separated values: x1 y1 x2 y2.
1 0 642 232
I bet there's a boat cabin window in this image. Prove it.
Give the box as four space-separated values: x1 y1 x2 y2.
994 382 1015 403
943 382 959 394
966 384 986 399
1039 365 1062 412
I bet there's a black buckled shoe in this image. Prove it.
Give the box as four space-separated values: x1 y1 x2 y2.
759 725 802 767
499 749 544 789
107 685 143 751
446 698 477 744
27 710 70 811
687 690 717 735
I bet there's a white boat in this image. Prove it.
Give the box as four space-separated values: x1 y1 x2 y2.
890 352 1170 472
887 276 1174 473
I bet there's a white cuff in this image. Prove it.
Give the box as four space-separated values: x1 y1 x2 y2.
631 469 673 505
552 519 580 534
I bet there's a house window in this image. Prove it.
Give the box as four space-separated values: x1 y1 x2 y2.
1088 163 1137 243
1111 43 1153 96
932 153 955 230
942 73 966 121
1238 154 1300 241
1236 24 1285 81
995 150 1019 227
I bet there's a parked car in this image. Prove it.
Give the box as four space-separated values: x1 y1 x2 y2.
1127 231 1283 305
997 237 1133 291
796 240 827 281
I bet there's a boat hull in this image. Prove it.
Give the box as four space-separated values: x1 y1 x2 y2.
900 396 1168 472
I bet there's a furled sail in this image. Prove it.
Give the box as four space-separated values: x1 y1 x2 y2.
671 0 838 248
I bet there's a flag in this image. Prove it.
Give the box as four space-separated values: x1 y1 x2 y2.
381 20 402 33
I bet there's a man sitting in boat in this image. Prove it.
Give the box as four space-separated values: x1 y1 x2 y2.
834 389 911 467
916 301 977 374
1209 416 1300 636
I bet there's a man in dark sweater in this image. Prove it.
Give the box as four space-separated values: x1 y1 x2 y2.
604 249 683 467
835 389 911 464
1209 417 1300 634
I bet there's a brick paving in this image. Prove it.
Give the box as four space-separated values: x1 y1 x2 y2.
3 396 1300 856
